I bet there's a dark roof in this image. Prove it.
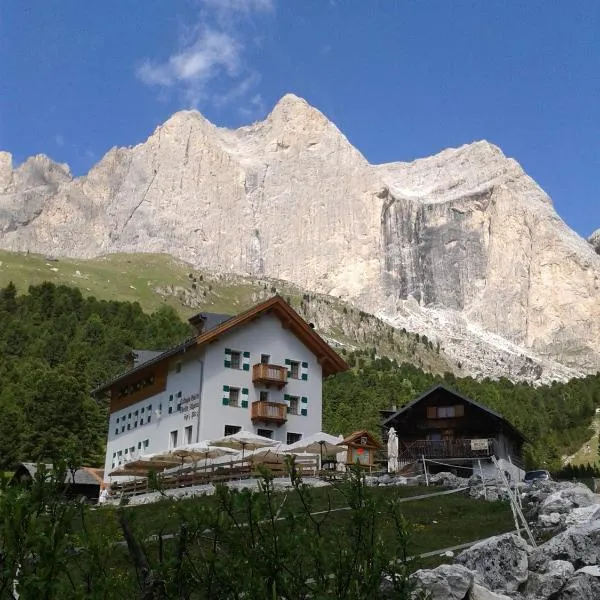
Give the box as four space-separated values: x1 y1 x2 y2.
92 296 349 397
12 463 103 487
380 383 527 442
131 350 163 367
199 312 233 331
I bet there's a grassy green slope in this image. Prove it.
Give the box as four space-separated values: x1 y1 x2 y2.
0 250 457 374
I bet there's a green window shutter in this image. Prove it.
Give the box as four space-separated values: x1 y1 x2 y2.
301 396 308 404
224 359 231 368
301 373 308 381
243 351 250 358
242 351 250 371
301 361 308 368
286 406 291 414
225 348 232 355
284 358 291 365
241 400 248 408
223 386 230 405
223 385 230 392
243 363 250 371
224 348 231 368
301 408 308 417
222 398 229 406
242 387 249 395
284 394 290 401
301 361 308 381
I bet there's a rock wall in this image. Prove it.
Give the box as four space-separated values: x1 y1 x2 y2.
1 95 600 381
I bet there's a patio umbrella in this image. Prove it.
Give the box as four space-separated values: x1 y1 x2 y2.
284 432 347 471
387 427 399 474
178 443 239 471
336 434 347 472
209 429 279 461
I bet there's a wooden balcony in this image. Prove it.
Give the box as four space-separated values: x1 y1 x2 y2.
251 401 287 425
397 438 497 461
252 363 288 388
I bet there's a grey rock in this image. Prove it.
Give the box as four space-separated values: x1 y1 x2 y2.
539 484 598 516
529 520 600 572
468 583 512 599
548 572 600 599
455 533 532 593
525 560 574 598
410 563 474 600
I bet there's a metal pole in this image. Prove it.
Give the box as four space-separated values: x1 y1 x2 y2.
478 459 487 500
422 455 429 486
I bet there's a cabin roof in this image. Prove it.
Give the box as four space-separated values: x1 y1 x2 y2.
12 463 104 487
380 383 527 442
342 429 382 448
92 295 349 397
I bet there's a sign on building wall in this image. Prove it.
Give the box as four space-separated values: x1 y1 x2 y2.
470 439 489 451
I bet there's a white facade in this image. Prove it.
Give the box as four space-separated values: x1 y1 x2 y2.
104 313 324 480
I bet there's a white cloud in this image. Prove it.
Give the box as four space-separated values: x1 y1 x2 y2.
55 134 65 147
136 2 273 110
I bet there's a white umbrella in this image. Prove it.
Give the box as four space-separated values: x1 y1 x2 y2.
336 434 347 472
176 443 239 471
387 427 399 474
284 432 347 471
209 429 279 461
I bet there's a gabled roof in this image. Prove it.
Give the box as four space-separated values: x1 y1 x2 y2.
92 295 349 397
342 429 382 448
380 383 527 442
12 463 103 487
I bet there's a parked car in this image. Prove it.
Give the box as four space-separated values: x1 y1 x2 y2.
523 469 551 484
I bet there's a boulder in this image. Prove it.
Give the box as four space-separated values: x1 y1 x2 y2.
539 484 598 516
410 563 474 600
529 520 600 571
524 560 574 598
469 583 512 599
548 572 600 599
455 533 532 593
428 472 470 488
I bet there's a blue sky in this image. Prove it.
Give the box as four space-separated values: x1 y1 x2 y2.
1 1 598 236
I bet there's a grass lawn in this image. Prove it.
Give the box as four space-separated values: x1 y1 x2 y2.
89 483 514 568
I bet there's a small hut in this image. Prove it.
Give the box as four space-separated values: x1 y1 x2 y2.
342 430 382 470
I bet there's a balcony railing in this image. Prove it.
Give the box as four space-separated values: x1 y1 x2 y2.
251 401 287 425
397 438 497 461
252 363 288 387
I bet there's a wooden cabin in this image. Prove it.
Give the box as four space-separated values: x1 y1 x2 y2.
342 430 382 469
380 384 526 473
10 463 104 503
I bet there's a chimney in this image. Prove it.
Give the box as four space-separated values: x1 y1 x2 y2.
188 313 207 334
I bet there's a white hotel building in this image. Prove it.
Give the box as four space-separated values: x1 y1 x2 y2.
92 296 349 481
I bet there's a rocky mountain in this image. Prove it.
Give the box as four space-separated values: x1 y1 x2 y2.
1 94 599 382
588 229 600 255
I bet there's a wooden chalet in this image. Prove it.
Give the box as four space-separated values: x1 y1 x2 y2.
342 430 382 469
380 384 526 471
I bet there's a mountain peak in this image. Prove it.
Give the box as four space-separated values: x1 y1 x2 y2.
267 93 328 125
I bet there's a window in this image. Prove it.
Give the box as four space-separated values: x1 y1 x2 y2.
259 390 269 402
287 432 302 445
185 425 193 444
230 351 241 369
224 425 241 436
360 436 368 445
121 426 125 433
257 428 273 439
290 361 300 379
127 424 131 431
175 362 182 373
438 406 456 418
141 407 144 413
114 428 118 435
288 397 299 415
135 410 138 416
261 354 270 364
116 417 120 423
169 430 178 449
143 439 149 448
134 421 138 428
147 415 152 424
229 388 240 407
130 446 135 455
177 391 182 398
138 442 142 449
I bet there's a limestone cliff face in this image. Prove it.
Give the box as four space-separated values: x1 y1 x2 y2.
589 230 600 254
1 94 599 381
